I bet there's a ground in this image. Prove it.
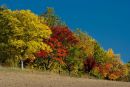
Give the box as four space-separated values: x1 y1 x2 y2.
0 67 130 87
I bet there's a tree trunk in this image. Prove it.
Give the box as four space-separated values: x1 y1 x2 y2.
21 60 24 70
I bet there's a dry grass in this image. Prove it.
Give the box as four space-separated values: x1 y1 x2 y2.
0 67 130 87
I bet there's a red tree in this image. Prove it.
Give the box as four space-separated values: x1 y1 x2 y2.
39 37 68 64
84 56 97 72
51 26 78 45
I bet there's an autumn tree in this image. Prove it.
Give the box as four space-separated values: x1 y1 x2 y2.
74 29 96 56
0 9 52 67
41 8 80 75
35 37 68 72
107 48 115 58
93 43 108 64
91 56 128 80
84 56 96 72
65 45 86 76
51 26 78 46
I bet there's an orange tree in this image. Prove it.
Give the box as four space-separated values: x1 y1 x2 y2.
90 55 128 80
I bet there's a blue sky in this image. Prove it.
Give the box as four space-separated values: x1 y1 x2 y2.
0 0 130 63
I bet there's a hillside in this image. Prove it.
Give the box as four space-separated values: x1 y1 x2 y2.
0 67 130 87
0 6 129 82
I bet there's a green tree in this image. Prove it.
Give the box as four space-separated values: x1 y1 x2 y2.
65 46 86 76
93 43 108 64
74 29 96 57
41 7 66 27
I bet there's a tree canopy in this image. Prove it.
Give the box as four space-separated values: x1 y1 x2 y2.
0 7 129 81
0 9 52 66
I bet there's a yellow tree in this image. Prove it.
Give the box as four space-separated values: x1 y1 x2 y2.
0 9 52 67
107 48 115 58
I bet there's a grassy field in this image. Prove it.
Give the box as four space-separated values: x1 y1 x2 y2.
0 67 130 87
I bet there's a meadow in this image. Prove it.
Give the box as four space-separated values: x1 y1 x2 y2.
0 67 130 87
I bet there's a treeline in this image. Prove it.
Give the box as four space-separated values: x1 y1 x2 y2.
0 6 130 81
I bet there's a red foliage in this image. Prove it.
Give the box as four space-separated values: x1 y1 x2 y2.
36 50 48 58
43 37 68 64
105 63 113 70
93 62 126 80
53 57 65 64
36 26 77 64
84 56 97 72
57 48 67 57
51 26 78 44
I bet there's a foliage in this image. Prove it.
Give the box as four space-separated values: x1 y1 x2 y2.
84 56 97 73
91 58 128 80
34 37 68 72
93 43 109 64
0 9 52 66
90 45 128 80
65 46 85 76
41 7 66 27
126 62 130 81
0 6 129 82
74 29 96 56
48 26 80 75
51 26 78 45
43 37 68 64
107 48 115 58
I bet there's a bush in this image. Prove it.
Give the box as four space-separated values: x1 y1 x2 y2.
84 56 96 72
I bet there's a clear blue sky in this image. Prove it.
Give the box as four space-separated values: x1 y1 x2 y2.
0 0 130 63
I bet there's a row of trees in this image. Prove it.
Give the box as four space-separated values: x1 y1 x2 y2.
0 6 129 81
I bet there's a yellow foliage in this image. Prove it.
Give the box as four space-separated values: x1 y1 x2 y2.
107 48 115 58
109 74 119 80
75 30 96 56
0 9 52 60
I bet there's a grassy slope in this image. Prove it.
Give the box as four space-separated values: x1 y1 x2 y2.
0 67 130 87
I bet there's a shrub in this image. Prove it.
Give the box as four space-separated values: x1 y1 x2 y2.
84 56 96 72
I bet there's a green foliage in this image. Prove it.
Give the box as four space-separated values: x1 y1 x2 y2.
41 7 66 27
93 43 108 64
90 66 102 79
65 46 85 76
74 29 96 57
